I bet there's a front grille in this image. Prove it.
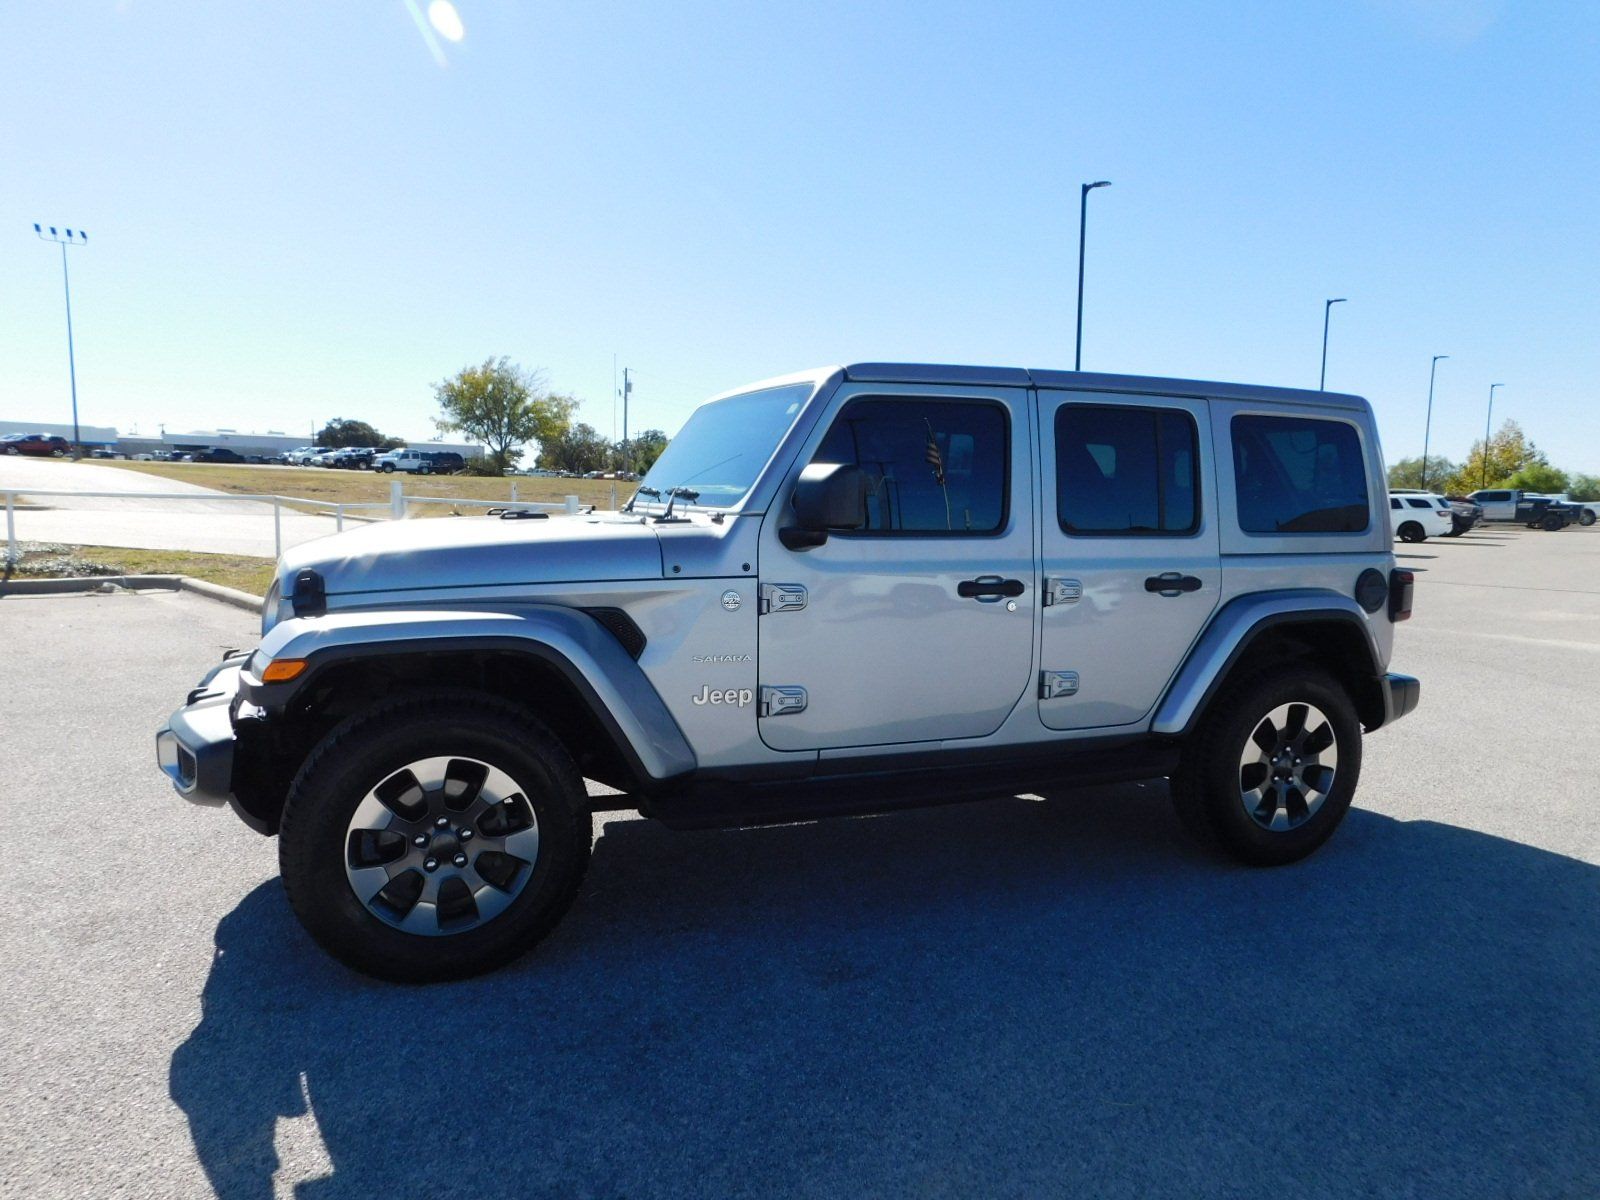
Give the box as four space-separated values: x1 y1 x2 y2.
582 608 647 660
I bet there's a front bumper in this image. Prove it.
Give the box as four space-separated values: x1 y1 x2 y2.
155 653 248 807
1381 671 1421 727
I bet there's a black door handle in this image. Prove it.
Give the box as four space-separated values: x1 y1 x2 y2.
958 576 1025 599
1144 573 1203 595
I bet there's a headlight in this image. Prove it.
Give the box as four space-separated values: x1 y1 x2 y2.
261 578 293 635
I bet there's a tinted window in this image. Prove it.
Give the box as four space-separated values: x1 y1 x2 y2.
1406 498 1431 509
1056 406 1198 535
1231 416 1369 534
813 398 1007 533
1390 497 1401 509
1480 490 1511 502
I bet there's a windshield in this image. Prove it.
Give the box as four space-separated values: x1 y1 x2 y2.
635 382 814 509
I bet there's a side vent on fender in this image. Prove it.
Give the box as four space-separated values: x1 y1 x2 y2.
581 608 647 660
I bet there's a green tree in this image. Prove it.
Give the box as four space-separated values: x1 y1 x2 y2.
432 357 577 470
1502 462 1569 494
1387 455 1457 490
1440 420 1546 494
617 429 669 474
537 422 613 474
316 418 388 448
1568 473 1600 502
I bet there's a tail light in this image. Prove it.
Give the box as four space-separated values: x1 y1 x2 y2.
1389 569 1414 622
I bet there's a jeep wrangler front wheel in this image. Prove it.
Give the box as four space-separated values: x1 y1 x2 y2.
278 692 590 982
1172 667 1361 866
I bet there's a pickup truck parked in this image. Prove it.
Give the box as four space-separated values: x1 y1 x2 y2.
1466 489 1578 530
1530 494 1596 527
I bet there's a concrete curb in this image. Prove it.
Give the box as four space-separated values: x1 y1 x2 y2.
0 573 264 612
177 576 264 612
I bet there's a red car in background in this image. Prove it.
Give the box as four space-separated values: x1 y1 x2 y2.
2 433 72 456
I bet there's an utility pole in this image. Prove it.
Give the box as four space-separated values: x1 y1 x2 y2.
1320 298 1347 390
622 368 632 444
1420 354 1448 490
34 224 88 455
1075 181 1111 371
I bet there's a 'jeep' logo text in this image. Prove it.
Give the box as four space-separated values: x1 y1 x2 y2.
692 686 755 707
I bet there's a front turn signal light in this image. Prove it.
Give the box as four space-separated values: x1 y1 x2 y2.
260 658 309 683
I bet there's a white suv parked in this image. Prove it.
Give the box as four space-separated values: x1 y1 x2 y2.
1389 493 1453 542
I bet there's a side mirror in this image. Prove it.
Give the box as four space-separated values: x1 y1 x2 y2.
782 462 867 549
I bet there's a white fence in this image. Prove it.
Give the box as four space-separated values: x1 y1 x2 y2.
2 479 585 564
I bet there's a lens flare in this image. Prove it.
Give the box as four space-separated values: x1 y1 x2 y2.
427 0 464 42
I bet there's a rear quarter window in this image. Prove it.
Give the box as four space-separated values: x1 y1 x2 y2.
1231 415 1370 534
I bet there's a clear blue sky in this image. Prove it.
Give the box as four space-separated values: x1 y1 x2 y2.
3 1 1597 472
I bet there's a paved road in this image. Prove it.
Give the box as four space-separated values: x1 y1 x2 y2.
1 527 1596 1198
1 456 344 556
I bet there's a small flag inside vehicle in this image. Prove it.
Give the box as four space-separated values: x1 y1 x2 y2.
925 424 945 486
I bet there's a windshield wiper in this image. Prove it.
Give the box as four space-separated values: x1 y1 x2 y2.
657 486 700 522
625 485 660 513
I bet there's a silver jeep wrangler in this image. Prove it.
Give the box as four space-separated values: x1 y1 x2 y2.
157 363 1419 981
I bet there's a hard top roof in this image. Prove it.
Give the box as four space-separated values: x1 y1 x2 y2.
839 363 1367 408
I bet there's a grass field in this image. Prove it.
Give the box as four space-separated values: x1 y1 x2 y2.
75 459 625 512
7 541 275 596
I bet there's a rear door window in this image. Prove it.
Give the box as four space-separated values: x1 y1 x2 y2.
1055 405 1199 535
1231 416 1369 534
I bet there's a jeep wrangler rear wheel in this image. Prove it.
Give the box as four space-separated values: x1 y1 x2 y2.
1172 667 1361 866
278 692 590 982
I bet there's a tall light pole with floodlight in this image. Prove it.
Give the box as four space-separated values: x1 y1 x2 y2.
1075 180 1111 371
1482 383 1504 488
33 224 89 454
1420 354 1448 490
1319 298 1346 390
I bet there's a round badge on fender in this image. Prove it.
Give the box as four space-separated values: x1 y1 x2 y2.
721 590 741 612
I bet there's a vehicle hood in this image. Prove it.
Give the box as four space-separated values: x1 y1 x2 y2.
278 512 663 596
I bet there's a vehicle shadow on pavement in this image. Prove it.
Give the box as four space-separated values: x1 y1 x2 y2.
170 787 1600 1200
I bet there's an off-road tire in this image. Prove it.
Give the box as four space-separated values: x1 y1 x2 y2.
1397 521 1426 543
1541 513 1563 532
278 691 591 982
1580 510 1596 527
1172 666 1362 866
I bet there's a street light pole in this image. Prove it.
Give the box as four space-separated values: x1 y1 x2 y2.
1074 180 1111 371
1420 354 1448 490
33 224 89 455
1481 383 1504 488
1319 298 1347 390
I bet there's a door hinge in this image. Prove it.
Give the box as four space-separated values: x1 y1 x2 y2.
758 685 808 717
759 583 808 614
1041 578 1083 607
1039 670 1080 699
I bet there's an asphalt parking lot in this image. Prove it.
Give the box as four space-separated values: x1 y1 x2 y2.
2 526 1597 1199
